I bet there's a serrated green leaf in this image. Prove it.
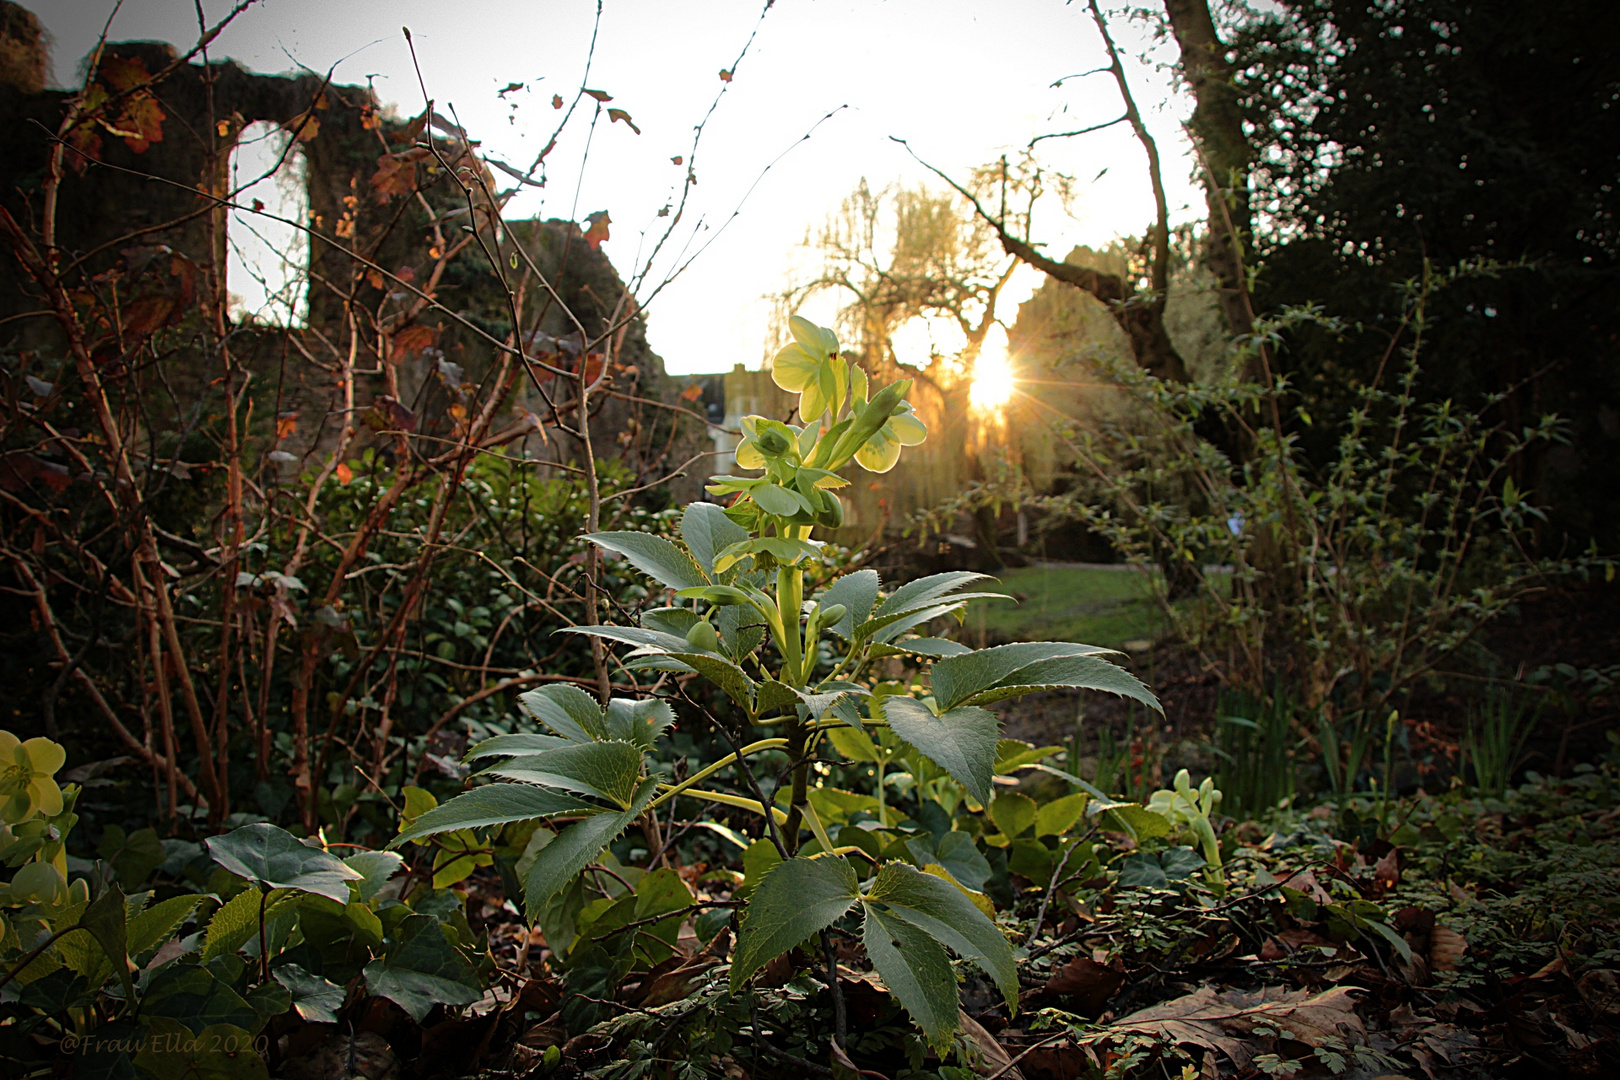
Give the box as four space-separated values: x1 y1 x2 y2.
203 824 362 904
518 683 610 742
603 697 676 747
869 637 972 659
730 855 859 991
882 697 999 806
876 572 994 617
858 595 1009 642
861 902 959 1045
820 569 880 639
757 679 801 716
523 777 659 914
464 732 573 760
929 643 1115 711
562 624 695 654
484 741 645 807
127 893 205 958
642 605 700 637
202 887 298 961
76 883 133 1004
865 861 1016 1009
391 784 601 848
665 651 756 710
362 913 482 1022
586 531 708 590
959 654 1161 712
682 502 749 577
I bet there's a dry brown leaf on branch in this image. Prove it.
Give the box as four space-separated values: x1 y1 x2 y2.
582 211 611 251
390 325 438 364
1107 985 1364 1070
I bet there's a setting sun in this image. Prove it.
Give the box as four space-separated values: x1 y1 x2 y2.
969 326 1015 412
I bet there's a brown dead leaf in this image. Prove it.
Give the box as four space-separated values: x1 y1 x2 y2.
370 150 422 203
1043 956 1124 1016
390 324 437 363
1259 927 1338 961
335 462 354 487
279 1031 398 1080
1373 847 1402 891
636 958 717 1008
831 1038 891 1080
719 69 733 82
958 1010 1021 1079
606 107 640 134
582 211 611 251
1428 925 1467 972
1280 868 1334 905
1108 985 1364 1071
1575 969 1620 1016
276 412 298 440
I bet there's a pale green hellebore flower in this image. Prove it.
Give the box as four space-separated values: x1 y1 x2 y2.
771 316 845 423
0 732 65 822
854 401 928 473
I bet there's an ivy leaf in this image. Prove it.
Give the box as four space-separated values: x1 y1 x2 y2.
882 697 999 806
273 964 345 1023
861 902 960 1046
730 856 860 991
203 824 362 905
342 851 404 902
362 913 482 1022
134 1018 267 1080
391 783 601 850
585 531 707 590
864 861 1017 1009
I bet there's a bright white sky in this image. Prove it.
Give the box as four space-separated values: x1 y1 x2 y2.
31 0 1203 374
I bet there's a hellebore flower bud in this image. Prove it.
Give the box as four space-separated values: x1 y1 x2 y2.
685 620 720 653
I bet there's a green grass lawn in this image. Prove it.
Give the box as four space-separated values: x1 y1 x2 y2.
962 563 1168 651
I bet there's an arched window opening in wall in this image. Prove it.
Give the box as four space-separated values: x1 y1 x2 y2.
226 121 309 327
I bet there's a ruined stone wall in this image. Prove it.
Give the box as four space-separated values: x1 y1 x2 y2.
0 28 698 494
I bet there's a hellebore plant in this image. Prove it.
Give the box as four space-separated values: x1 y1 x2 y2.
391 316 1161 1044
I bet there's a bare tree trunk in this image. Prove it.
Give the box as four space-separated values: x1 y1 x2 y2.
1163 0 1257 347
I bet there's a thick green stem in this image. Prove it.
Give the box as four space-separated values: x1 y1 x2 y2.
775 564 804 686
646 738 789 811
